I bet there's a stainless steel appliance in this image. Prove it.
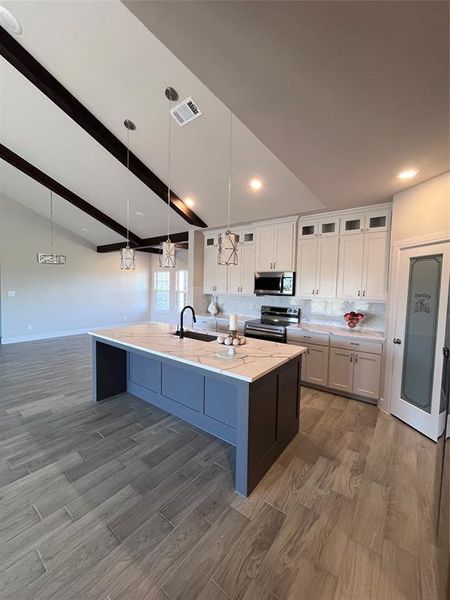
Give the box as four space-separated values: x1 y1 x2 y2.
254 271 295 296
244 305 300 343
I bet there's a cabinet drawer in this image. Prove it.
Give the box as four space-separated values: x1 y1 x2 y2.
330 335 383 355
287 329 330 347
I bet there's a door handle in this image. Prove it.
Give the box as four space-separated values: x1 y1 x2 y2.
443 347 449 359
393 338 402 345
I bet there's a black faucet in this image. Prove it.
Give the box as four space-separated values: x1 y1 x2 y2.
178 305 196 339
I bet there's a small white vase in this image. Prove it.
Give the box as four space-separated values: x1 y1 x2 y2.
208 297 218 316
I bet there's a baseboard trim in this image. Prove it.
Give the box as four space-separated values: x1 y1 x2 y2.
1 321 148 345
301 381 378 406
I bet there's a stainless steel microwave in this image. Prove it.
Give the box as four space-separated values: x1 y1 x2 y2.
254 272 296 296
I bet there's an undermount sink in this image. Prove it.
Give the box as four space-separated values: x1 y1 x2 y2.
171 330 216 342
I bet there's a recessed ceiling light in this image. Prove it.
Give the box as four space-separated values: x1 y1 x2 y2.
82 227 90 233
135 211 144 216
184 197 195 208
249 178 263 191
0 6 23 35
398 169 418 180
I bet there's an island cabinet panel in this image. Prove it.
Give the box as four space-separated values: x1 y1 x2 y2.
248 376 278 468
205 379 238 428
276 360 299 438
161 363 204 412
129 354 161 393
94 341 127 401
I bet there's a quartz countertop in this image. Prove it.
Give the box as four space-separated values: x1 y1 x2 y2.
89 322 306 383
287 322 385 342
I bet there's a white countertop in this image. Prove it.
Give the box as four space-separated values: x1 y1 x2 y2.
287 322 385 342
89 322 306 383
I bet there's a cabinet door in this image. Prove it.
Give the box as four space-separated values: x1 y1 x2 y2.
216 262 228 293
297 238 318 298
240 244 256 294
305 343 329 386
353 352 381 399
337 235 364 299
328 348 354 392
362 232 388 301
301 345 308 380
256 226 275 271
299 220 318 238
227 261 241 294
203 242 217 294
318 217 339 237
340 213 365 235
273 222 295 271
316 237 339 298
364 208 391 233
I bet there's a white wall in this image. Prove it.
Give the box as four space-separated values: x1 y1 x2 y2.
391 172 450 243
0 194 151 343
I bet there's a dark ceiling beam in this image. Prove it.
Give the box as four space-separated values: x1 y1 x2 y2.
137 248 162 255
97 231 189 253
0 144 142 246
0 26 207 229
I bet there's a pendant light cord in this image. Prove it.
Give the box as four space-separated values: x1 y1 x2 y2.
126 127 130 249
167 97 172 241
50 190 54 251
227 112 233 229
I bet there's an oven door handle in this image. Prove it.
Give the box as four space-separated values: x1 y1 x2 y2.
245 326 284 335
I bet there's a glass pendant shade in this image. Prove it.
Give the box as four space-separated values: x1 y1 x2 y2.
218 230 238 266
159 240 176 268
120 246 136 270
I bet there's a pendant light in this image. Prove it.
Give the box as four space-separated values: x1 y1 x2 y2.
218 112 238 266
37 190 66 265
159 87 178 269
120 119 136 271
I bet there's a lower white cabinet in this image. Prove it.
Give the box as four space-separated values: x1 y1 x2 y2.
352 352 381 400
328 347 381 399
303 343 329 386
328 348 354 393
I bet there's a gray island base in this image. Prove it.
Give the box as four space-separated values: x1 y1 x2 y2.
90 327 303 496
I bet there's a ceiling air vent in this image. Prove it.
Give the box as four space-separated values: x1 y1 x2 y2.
170 97 203 127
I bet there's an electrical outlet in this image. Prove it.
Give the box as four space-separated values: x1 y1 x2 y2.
7 290 15 297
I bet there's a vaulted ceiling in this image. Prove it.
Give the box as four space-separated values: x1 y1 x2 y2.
126 0 450 209
0 0 322 248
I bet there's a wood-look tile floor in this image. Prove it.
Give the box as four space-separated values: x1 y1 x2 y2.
0 335 444 599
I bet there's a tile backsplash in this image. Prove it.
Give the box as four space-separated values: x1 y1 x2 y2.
200 294 386 332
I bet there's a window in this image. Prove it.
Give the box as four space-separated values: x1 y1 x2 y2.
153 271 170 312
176 270 188 312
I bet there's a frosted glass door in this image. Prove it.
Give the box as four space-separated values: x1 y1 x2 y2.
401 255 442 412
391 242 450 440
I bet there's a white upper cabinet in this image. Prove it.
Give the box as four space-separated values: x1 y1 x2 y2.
362 231 389 300
337 234 365 299
337 231 388 301
340 212 366 235
316 237 340 298
203 234 227 294
297 238 318 298
256 219 296 272
228 241 256 294
364 207 391 233
299 217 339 238
297 236 339 298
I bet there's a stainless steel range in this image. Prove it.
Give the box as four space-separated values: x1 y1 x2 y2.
244 305 301 343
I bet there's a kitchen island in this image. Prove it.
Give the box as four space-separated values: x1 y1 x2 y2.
89 323 306 496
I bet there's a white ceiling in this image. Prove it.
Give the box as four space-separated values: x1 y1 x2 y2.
0 0 323 246
125 0 450 210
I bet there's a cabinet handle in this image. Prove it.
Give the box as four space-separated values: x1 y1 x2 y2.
357 290 361 297
350 354 353 362
316 289 319 295
362 290 366 297
355 354 358 363
350 342 359 346
312 289 315 295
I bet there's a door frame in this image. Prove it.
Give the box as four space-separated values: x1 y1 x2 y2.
383 230 450 440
